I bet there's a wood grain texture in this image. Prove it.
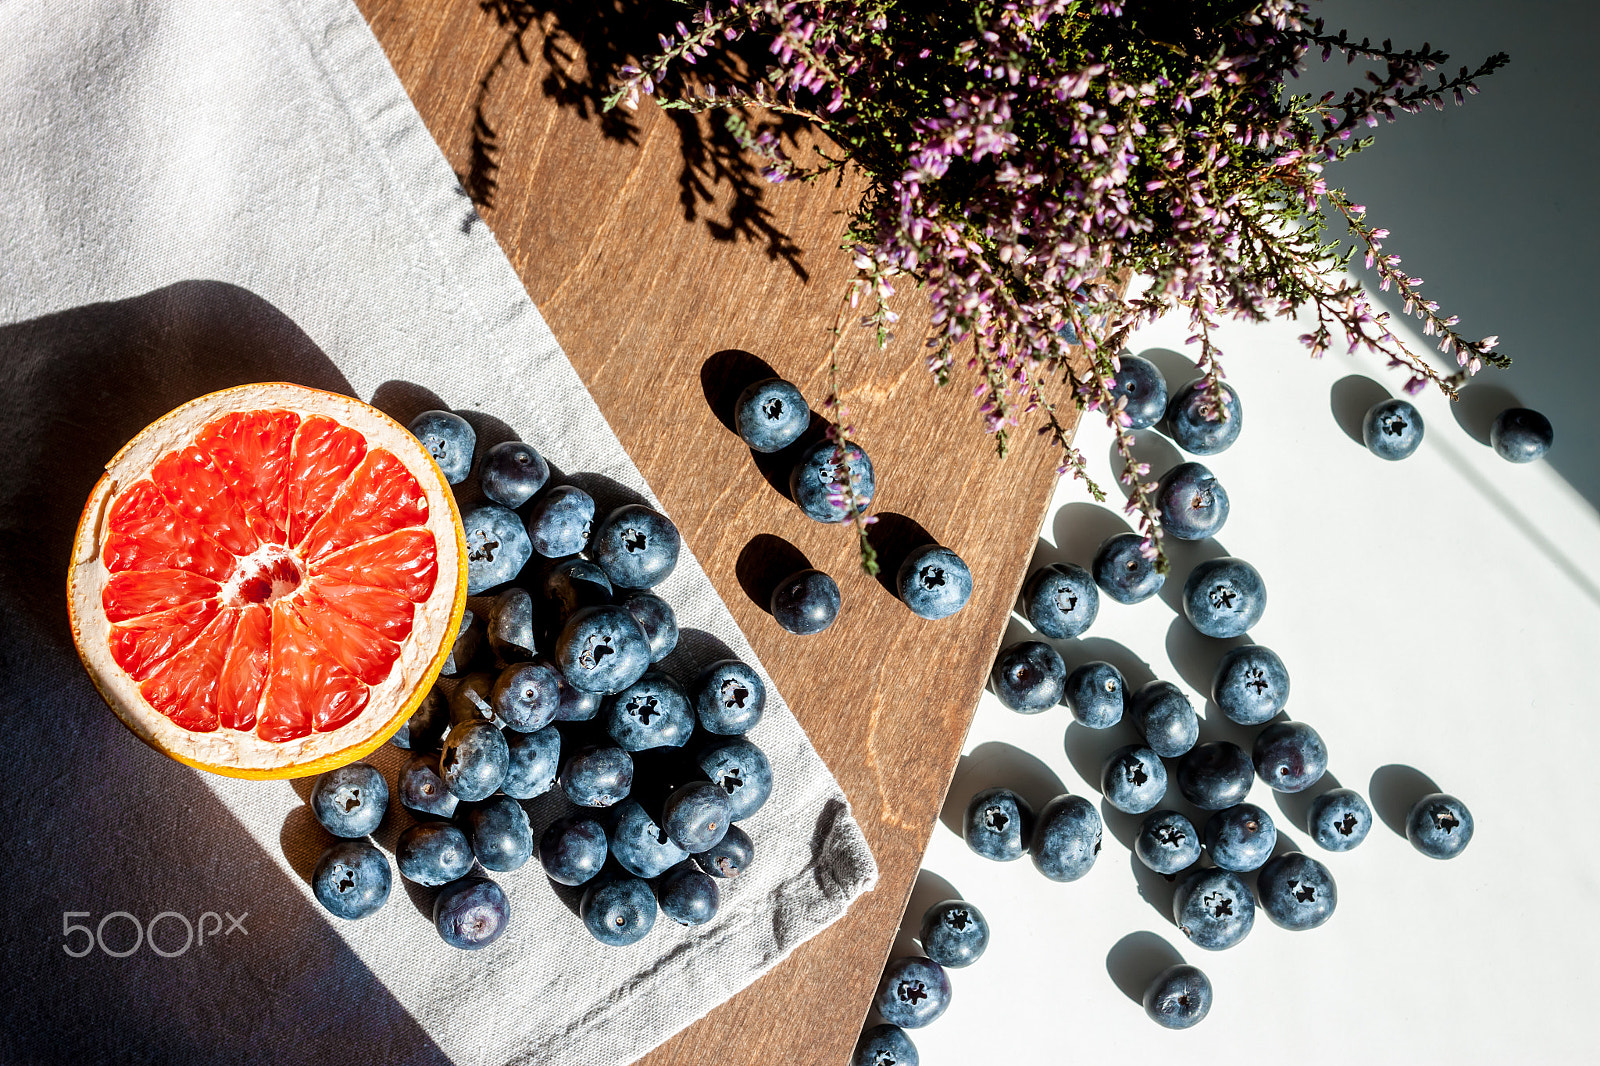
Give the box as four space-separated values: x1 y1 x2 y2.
357 2 1076 1062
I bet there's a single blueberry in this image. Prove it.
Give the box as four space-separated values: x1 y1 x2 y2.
663 781 734 853
1181 556 1266 638
396 822 475 887
1362 398 1424 460
580 875 657 947
392 687 449 751
604 670 694 752
1210 644 1290 726
873 956 951 1030
1490 407 1554 463
1308 788 1373 853
312 839 391 920
1023 561 1099 639
434 875 511 950
990 640 1066 713
1115 353 1170 430
479 440 549 508
462 794 534 873
398 753 460 819
771 568 842 635
963 787 1033 861
919 899 989 968
1252 720 1328 794
591 504 681 589
1406 793 1474 859
692 659 766 736
1063 660 1125 728
1134 810 1202 875
1143 964 1213 1029
697 737 774 821
526 484 595 558
501 724 561 799
408 409 475 485
542 557 614 623
539 815 609 887
450 670 502 729
1172 866 1255 951
1030 794 1103 882
658 862 721 926
1175 741 1254 810
1166 378 1243 455
609 799 689 878
309 762 388 838
1128 680 1199 759
853 1024 919 1066
439 719 510 801
695 823 754 879
1203 802 1277 872
491 660 561 733
790 439 876 523
1257 851 1337 931
1092 532 1165 605
1101 745 1169 814
735 377 811 453
555 605 651 694
485 586 537 665
1155 462 1229 541
552 669 604 722
561 744 634 808
460 503 534 595
896 544 973 620
617 590 678 662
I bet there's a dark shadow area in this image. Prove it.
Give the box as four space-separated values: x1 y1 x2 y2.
1136 347 1199 396
1106 930 1185 1004
1111 430 1183 499
1058 636 1159 692
749 412 829 502
1273 771 1343 834
1369 764 1442 838
563 470 653 515
735 534 811 616
1452 381 1521 447
864 513 938 600
1126 835 1183 925
700 349 779 435
1061 721 1140 800
657 627 738 683
1163 616 1248 707
938 741 1069 840
889 868 964 962
1329 374 1392 446
1036 501 1133 576
279 808 329 889
1098 797 1146 853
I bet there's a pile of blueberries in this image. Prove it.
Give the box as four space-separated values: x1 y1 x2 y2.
299 409 774 949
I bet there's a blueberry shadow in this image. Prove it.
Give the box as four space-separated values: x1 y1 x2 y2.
1273 771 1343 834
1330 374 1393 446
1126 835 1183 925
748 412 829 500
1452 381 1522 447
700 349 780 435
279 808 330 889
1136 347 1199 396
399 873 442 922
735 534 811 616
1035 503 1136 586
1062 721 1141 799
1106 930 1185 1004
938 741 1068 840
1369 764 1442 838
563 471 652 515
1059 636 1159 692
864 513 937 600
1153 535 1230 618
1110 430 1184 500
656 627 738 683
889 868 964 961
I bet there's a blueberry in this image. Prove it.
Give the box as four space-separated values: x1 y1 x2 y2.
1490 407 1554 463
1128 680 1199 759
580 875 657 947
617 591 678 662
309 762 388 838
439 719 510 801
396 822 474 887
1030 794 1103 882
1182 556 1266 638
441 609 482 677
392 686 449 751
963 787 1033 861
407 410 475 485
736 377 811 453
692 659 766 735
1167 378 1242 455
460 504 533 595
1155 462 1229 541
486 586 537 665
491 660 561 733
1210 645 1290 726
555 605 651 694
609 799 689 878
697 737 774 821
398 753 460 819
663 781 734 853
604 670 694 752
312 839 391 920
1203 803 1276 872
1092 532 1164 605
896 544 973 620
501 724 561 799
552 670 604 722
1134 810 1201 875
1101 744 1168 814
990 640 1066 713
450 671 502 728
873 956 951 1029
695 823 754 879
771 568 842 635
658 862 720 926
526 484 595 558
1143 964 1212 1029
434 875 510 950
462 794 533 872
539 815 610 887
1175 741 1254 810
1172 866 1255 951
1257 851 1337 930
919 899 989 968
853 1024 919 1066
1406 793 1473 859
1063 660 1124 728
1115 353 1169 430
790 439 876 523
1023 562 1099 638
542 558 614 623
1252 720 1327 793
1362 398 1424 460
479 440 549 508
1308 788 1373 852
561 744 634 808
591 504 681 589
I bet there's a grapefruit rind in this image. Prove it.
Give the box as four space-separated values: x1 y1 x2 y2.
68 382 468 780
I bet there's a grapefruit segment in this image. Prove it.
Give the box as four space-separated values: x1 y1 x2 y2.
296 591 402 686
287 415 367 547
260 602 370 742
298 448 429 563
108 599 221 681
102 481 234 581
137 608 238 732
311 528 438 602
102 569 222 623
195 410 300 542
151 446 261 557
304 579 415 643
218 602 272 732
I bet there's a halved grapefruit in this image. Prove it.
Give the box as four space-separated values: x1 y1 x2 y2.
68 383 468 779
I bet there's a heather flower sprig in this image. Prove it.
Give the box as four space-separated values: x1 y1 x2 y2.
822 287 881 578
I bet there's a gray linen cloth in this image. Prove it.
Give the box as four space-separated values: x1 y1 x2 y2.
0 1 877 1063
